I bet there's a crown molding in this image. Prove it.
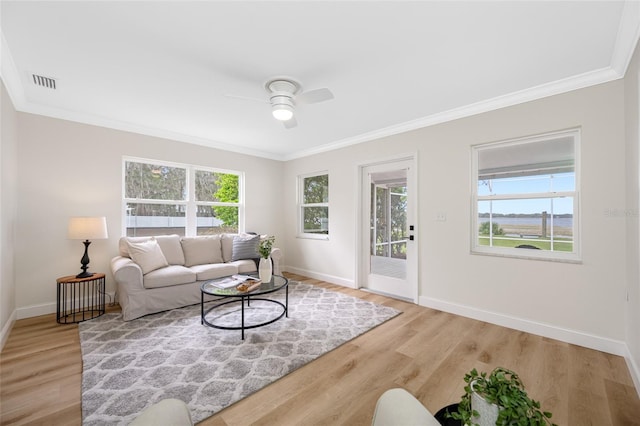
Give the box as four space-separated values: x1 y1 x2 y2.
4 1 639 164
284 66 621 161
611 0 640 76
0 30 26 110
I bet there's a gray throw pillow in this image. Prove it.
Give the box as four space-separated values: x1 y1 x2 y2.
231 234 260 261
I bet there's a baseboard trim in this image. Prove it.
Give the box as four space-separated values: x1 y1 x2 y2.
16 301 57 320
0 309 17 351
421 295 628 357
283 266 355 288
623 345 640 398
16 292 117 320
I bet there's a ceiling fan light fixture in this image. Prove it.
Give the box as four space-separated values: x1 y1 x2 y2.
272 103 294 121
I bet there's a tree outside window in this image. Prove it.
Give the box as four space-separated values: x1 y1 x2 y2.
124 158 241 236
300 173 329 236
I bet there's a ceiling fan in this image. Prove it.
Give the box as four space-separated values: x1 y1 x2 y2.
226 77 334 129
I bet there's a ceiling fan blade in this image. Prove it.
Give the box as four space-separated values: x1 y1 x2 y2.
224 93 268 103
283 116 298 129
296 88 334 105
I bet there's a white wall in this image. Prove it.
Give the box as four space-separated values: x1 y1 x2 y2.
3 63 636 380
284 80 629 354
14 113 284 318
625 40 640 389
1 80 18 349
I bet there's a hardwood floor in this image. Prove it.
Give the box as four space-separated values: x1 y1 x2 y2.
2 273 639 425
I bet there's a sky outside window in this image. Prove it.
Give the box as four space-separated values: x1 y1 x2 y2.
478 172 574 214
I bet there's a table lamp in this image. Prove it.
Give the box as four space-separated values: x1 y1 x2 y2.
68 216 108 278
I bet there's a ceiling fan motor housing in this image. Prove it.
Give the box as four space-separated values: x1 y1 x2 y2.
267 79 299 121
267 79 300 105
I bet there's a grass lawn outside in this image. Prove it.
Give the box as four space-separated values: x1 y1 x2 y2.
478 235 573 251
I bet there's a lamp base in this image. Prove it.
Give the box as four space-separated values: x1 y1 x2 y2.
76 271 95 279
77 240 93 279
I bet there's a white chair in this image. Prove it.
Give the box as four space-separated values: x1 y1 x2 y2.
129 398 193 426
371 388 441 426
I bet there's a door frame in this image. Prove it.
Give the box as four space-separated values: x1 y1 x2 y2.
355 153 419 303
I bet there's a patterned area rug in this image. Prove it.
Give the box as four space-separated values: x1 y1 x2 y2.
78 281 401 425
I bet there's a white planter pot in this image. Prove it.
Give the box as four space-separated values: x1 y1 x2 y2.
259 257 272 283
470 382 500 426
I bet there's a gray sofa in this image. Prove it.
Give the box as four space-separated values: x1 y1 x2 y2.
111 234 282 321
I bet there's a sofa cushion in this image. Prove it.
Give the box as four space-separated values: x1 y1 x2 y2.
190 263 238 281
143 265 196 289
220 234 235 263
127 239 169 274
118 235 185 266
180 236 223 267
119 236 151 257
231 234 260 261
154 235 186 265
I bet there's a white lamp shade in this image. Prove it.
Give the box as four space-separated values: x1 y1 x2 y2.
68 216 108 240
272 104 294 121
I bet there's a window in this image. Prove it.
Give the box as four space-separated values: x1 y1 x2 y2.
373 183 407 258
299 172 329 238
123 158 242 237
472 129 580 261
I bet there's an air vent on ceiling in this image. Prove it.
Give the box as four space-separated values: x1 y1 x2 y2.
31 74 56 89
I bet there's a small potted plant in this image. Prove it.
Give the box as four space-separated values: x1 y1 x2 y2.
448 367 556 426
258 236 275 282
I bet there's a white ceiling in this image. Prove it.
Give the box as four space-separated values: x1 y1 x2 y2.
1 1 639 161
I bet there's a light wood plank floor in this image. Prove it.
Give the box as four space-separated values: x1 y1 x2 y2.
2 273 639 425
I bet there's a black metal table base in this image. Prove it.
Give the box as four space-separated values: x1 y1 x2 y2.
57 274 106 324
201 293 288 340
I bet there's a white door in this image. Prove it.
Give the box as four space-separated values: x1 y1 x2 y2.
360 158 417 302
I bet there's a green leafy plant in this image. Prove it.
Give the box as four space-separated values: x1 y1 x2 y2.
449 367 556 426
479 221 504 236
259 236 275 259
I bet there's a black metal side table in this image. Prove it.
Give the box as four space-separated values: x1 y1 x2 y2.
56 273 106 323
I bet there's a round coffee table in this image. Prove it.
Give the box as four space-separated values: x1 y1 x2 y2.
200 274 288 340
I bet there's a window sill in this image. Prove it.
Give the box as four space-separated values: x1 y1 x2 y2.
297 234 329 241
471 247 582 264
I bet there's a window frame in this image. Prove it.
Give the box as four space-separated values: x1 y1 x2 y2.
470 129 581 262
122 157 244 237
297 171 329 240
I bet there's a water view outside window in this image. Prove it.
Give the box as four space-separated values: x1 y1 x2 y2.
473 130 579 260
124 159 240 236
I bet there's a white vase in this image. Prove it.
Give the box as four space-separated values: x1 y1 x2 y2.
259 257 272 283
470 383 500 426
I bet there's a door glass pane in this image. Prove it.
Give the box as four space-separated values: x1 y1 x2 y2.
374 186 389 256
370 171 407 279
390 187 407 259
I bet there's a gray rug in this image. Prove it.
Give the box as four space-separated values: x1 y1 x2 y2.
78 281 401 425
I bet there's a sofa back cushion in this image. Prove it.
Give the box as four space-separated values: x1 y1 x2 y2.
180 235 223 267
155 235 186 265
231 234 260 261
127 239 169 274
119 235 185 266
221 234 235 263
